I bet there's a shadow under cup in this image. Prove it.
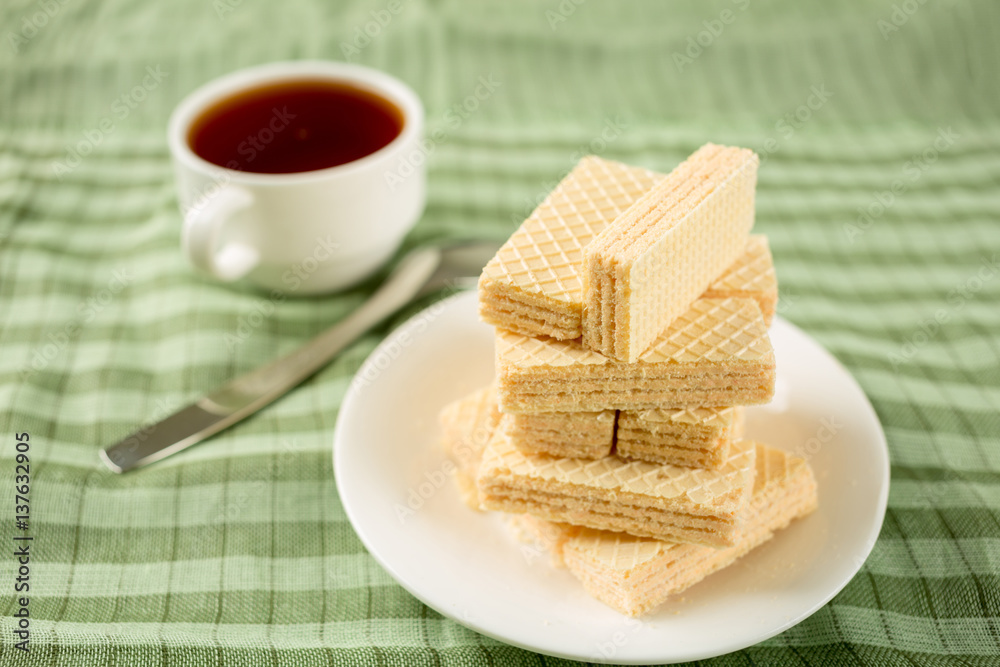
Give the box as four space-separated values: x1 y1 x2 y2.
168 61 426 294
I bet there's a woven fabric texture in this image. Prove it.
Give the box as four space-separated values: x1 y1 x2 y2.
1 0 999 664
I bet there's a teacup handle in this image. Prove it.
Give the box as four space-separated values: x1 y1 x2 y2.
182 185 260 282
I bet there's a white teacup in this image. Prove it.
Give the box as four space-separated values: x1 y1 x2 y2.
167 61 425 294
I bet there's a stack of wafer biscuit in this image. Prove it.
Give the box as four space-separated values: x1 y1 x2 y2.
437 145 817 616
439 385 817 616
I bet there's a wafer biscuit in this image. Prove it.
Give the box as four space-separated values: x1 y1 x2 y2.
506 407 744 466
477 430 757 547
481 239 777 336
477 153 775 338
616 407 745 469
496 297 774 414
479 157 659 340
582 144 759 361
447 391 818 616
439 385 500 509
504 410 615 459
562 444 818 616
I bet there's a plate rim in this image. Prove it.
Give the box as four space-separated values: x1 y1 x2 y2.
334 290 890 664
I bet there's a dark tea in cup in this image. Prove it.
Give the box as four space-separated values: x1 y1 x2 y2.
188 79 405 174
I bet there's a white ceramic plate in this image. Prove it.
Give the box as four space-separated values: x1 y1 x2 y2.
334 291 889 664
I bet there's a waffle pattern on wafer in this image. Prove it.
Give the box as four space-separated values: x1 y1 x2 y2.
477 431 757 547
478 157 659 339
496 297 775 414
704 235 777 325
617 407 745 468
582 144 759 361
561 444 818 616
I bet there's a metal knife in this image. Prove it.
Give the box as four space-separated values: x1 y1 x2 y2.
101 240 499 473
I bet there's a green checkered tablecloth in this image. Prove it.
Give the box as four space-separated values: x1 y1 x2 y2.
2 0 999 664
